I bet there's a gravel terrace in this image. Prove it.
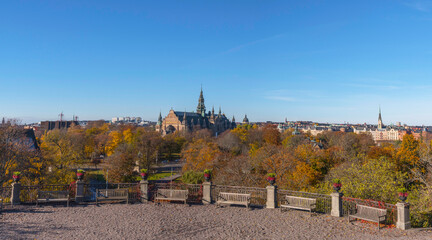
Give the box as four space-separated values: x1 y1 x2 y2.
1 203 432 240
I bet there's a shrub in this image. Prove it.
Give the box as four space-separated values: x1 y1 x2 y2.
408 187 432 228
327 158 407 203
181 170 204 184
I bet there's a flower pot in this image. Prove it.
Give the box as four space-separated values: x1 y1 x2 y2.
333 183 341 192
267 177 276 186
204 173 211 182
77 172 84 180
398 192 408 202
140 173 148 180
13 176 20 183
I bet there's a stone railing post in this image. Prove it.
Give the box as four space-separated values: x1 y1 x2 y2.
140 180 149 202
396 203 411 230
266 185 277 209
331 192 343 217
11 182 21 205
202 181 212 204
75 180 85 203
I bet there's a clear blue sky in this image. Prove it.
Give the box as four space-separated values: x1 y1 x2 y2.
1 1 432 125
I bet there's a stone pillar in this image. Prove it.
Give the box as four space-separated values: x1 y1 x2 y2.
140 180 149 202
266 185 277 209
202 182 211 204
396 203 411 230
331 192 343 217
11 182 21 205
75 180 85 203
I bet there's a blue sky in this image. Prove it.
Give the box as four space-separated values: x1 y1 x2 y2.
1 1 432 125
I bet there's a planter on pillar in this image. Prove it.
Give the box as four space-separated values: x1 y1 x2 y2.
203 169 212 182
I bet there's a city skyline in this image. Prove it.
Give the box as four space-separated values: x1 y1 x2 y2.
1 1 432 125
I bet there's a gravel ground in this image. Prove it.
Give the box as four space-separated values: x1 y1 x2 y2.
1 203 432 240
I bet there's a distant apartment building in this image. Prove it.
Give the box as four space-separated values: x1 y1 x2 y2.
112 116 143 124
39 120 80 132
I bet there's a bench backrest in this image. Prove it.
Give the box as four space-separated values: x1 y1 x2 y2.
97 188 129 198
356 205 387 218
218 192 250 202
285 196 316 207
38 190 70 199
157 189 188 199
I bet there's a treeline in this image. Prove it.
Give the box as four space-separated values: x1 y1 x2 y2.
182 124 432 227
0 122 187 185
2 121 432 227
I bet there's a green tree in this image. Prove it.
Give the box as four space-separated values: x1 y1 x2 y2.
329 158 407 203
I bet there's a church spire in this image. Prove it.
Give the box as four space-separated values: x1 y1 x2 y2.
196 87 206 114
378 106 383 129
157 112 162 126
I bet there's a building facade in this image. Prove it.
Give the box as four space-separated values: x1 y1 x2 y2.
156 88 236 135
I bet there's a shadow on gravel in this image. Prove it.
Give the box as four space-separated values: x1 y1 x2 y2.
2 208 54 214
0 222 77 239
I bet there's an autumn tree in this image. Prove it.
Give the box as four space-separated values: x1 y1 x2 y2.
262 124 281 145
40 129 86 184
0 123 42 186
106 144 137 182
182 139 221 171
136 129 163 169
396 134 420 173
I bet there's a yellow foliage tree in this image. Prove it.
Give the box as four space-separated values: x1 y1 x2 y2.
105 131 123 156
182 139 221 171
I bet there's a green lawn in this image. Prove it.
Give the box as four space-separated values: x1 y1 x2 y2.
146 172 176 181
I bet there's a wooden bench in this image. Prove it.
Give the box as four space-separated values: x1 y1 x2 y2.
96 188 129 204
280 195 316 215
348 204 387 230
216 192 251 209
36 190 71 207
154 189 188 205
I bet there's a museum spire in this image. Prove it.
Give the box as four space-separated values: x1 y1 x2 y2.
196 86 206 114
